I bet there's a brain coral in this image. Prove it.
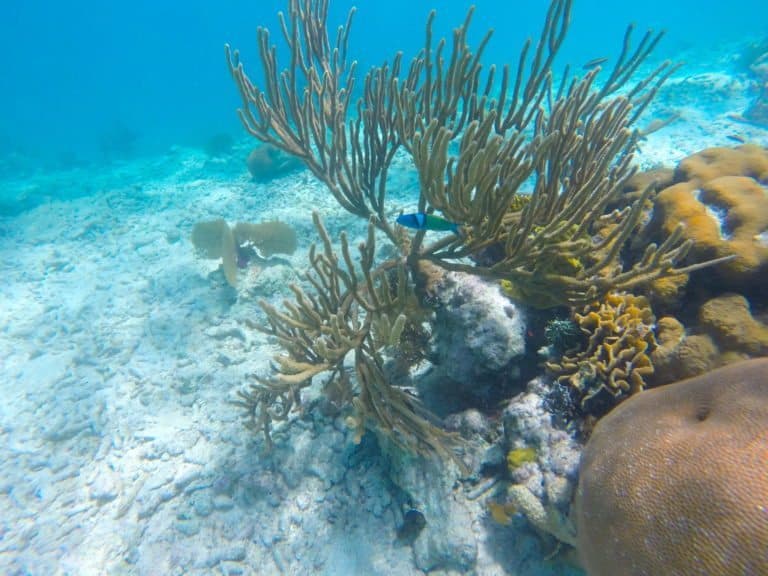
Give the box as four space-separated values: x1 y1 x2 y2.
650 144 768 287
676 144 768 183
575 358 768 576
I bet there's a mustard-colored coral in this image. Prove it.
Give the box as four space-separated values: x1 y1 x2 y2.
546 292 657 413
487 501 517 526
675 144 768 184
650 294 768 385
698 293 768 355
647 272 689 308
506 447 537 471
650 145 768 286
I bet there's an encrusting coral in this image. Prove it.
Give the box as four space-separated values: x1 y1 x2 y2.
699 292 768 355
575 358 768 576
650 293 768 385
651 316 721 383
506 447 538 470
546 292 657 414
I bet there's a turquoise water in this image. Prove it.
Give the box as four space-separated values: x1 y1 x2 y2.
2 0 766 163
1 1 767 575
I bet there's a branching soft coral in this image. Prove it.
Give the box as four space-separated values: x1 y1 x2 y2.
234 213 462 463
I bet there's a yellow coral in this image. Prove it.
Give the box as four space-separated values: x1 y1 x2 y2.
647 272 688 307
651 146 768 286
506 447 537 470
676 143 768 184
651 294 768 386
546 292 657 413
507 193 532 213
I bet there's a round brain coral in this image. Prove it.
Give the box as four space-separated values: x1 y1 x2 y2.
575 358 768 576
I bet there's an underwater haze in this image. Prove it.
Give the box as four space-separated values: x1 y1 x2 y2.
1 0 767 163
1 0 768 575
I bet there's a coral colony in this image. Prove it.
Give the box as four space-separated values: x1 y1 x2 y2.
211 0 768 573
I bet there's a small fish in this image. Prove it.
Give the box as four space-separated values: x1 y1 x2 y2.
582 56 609 70
726 134 746 144
396 212 459 233
488 501 518 526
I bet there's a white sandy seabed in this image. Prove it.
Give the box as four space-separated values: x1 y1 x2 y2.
0 67 767 576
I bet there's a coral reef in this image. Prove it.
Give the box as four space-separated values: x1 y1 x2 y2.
501 378 581 548
245 143 303 181
224 0 727 469
676 143 768 183
191 219 297 287
575 358 768 576
227 0 705 312
420 271 527 407
653 175 768 284
651 294 768 384
698 293 768 355
546 292 657 414
234 214 463 463
651 316 719 382
630 144 768 311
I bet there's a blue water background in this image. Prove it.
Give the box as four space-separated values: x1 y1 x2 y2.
1 0 766 167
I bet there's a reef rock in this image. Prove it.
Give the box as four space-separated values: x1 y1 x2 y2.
428 272 527 397
501 377 581 546
575 359 768 576
382 446 478 573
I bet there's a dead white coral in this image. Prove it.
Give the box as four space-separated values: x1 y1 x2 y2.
507 483 577 547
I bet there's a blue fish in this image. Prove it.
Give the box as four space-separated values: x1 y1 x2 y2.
396 212 459 233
